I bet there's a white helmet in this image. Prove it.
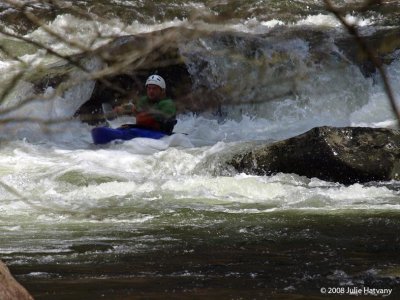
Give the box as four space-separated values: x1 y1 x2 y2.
145 75 166 89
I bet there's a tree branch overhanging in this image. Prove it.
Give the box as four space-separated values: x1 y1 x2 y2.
324 0 400 123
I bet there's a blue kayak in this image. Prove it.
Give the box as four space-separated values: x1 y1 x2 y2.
92 126 166 144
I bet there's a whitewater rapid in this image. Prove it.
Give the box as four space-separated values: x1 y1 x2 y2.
0 8 399 219
1 3 400 299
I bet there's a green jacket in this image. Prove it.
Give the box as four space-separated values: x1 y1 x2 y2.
135 96 177 134
136 96 176 120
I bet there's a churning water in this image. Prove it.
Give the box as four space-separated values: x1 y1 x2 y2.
1 1 400 299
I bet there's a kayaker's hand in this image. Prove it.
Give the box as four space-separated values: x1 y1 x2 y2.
113 105 124 114
123 103 135 114
113 104 135 115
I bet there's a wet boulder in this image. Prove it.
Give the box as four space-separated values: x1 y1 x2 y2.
228 126 400 184
0 261 33 300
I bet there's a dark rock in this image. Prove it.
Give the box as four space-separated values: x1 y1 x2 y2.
228 126 400 184
0 261 33 300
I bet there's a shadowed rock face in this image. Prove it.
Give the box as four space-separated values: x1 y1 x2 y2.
228 126 400 184
0 261 33 300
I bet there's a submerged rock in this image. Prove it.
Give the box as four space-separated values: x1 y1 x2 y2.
0 261 33 300
228 126 400 184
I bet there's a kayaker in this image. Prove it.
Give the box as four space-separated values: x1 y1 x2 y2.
114 75 177 134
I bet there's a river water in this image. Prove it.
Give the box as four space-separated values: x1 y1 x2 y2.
1 1 400 299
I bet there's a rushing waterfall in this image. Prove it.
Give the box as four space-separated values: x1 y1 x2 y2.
0 1 399 299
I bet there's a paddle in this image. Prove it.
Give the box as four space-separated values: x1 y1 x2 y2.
102 103 117 126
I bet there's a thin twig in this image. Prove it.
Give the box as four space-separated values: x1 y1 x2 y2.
324 0 400 122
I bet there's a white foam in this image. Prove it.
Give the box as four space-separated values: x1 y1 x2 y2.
350 58 400 127
228 18 284 34
295 13 375 28
1 137 399 220
25 14 188 55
